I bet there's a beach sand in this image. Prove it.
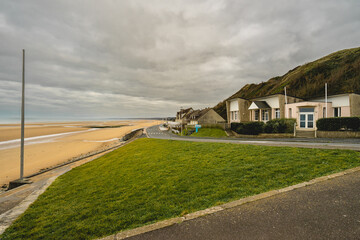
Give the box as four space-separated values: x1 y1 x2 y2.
0 120 161 186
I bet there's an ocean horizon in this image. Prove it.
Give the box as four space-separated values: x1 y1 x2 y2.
0 116 166 124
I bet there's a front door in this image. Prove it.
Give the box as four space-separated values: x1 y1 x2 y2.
299 113 314 129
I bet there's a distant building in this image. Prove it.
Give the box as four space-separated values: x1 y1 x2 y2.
226 93 360 130
176 107 193 124
187 108 225 125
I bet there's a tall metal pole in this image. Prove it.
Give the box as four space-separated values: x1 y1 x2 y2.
20 49 25 180
325 83 327 118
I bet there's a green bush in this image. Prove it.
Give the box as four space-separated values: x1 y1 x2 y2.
317 117 360 131
231 122 265 135
264 119 296 133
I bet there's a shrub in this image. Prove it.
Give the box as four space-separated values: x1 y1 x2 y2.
316 117 360 131
231 122 265 135
264 119 296 133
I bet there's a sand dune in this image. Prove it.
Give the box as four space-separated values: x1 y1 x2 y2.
0 120 161 186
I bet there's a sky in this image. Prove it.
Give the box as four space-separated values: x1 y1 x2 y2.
0 0 359 121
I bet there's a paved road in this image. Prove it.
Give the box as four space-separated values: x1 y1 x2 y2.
146 125 360 150
128 170 360 240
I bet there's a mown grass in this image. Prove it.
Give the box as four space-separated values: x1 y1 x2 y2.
2 138 360 240
190 127 227 138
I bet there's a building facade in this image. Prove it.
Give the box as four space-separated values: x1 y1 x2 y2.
226 93 360 130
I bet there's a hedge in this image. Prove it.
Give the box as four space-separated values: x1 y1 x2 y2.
316 117 360 131
231 119 296 135
231 122 265 135
264 119 296 133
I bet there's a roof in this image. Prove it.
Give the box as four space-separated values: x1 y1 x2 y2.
188 108 211 120
248 101 271 110
228 93 303 101
177 107 193 115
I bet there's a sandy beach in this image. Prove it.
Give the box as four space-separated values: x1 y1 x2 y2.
0 120 161 186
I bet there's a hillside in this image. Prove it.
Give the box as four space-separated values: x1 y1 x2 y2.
214 47 360 120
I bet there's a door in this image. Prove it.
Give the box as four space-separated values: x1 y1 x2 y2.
299 113 314 129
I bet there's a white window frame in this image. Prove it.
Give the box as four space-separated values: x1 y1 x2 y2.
262 110 269 121
275 108 280 119
234 111 238 120
254 110 259 121
334 107 341 117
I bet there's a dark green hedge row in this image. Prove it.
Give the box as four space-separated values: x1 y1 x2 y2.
231 119 296 135
316 117 360 131
264 119 296 133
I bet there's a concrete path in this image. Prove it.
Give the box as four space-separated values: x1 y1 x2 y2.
127 169 360 240
146 125 360 151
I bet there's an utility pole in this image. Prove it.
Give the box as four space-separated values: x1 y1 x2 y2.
8 49 31 189
325 83 328 118
20 49 25 180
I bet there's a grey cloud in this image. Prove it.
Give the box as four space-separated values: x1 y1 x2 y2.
0 0 359 120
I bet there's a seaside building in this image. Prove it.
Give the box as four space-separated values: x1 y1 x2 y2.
226 93 360 130
187 108 225 125
176 108 193 124
176 107 225 125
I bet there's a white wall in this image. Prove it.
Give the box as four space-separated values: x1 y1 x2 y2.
253 96 279 108
230 100 239 111
313 95 350 107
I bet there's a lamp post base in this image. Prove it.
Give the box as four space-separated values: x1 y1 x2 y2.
8 178 32 190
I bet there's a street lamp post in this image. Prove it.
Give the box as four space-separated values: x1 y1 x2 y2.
20 49 25 180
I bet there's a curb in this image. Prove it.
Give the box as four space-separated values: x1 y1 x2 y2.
99 166 360 240
0 175 59 235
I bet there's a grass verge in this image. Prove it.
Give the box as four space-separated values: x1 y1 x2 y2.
2 138 360 239
190 127 227 138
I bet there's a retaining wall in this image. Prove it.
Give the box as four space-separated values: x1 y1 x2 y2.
122 128 144 141
317 131 360 138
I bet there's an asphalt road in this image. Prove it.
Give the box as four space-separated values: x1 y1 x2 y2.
140 125 360 240
146 125 360 151
128 170 360 240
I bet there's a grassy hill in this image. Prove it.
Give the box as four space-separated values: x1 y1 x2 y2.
214 47 360 119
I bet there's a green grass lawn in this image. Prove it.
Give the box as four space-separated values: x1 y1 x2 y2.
190 127 227 137
2 138 360 240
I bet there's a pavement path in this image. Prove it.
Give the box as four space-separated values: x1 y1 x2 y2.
146 125 360 151
127 170 360 240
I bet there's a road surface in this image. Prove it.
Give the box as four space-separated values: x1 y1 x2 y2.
146 125 360 151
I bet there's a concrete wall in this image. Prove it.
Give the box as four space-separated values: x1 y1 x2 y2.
238 98 251 122
350 93 360 116
341 106 351 117
283 95 304 118
285 101 332 130
317 131 360 138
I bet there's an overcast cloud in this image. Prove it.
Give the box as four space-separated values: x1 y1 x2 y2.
0 0 359 121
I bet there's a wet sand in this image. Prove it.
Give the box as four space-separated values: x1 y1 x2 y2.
0 120 161 186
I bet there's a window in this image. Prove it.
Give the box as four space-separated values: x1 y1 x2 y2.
275 108 280 119
323 107 326 118
334 107 341 117
254 110 259 121
299 107 314 113
262 110 269 121
288 108 292 118
231 111 238 121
